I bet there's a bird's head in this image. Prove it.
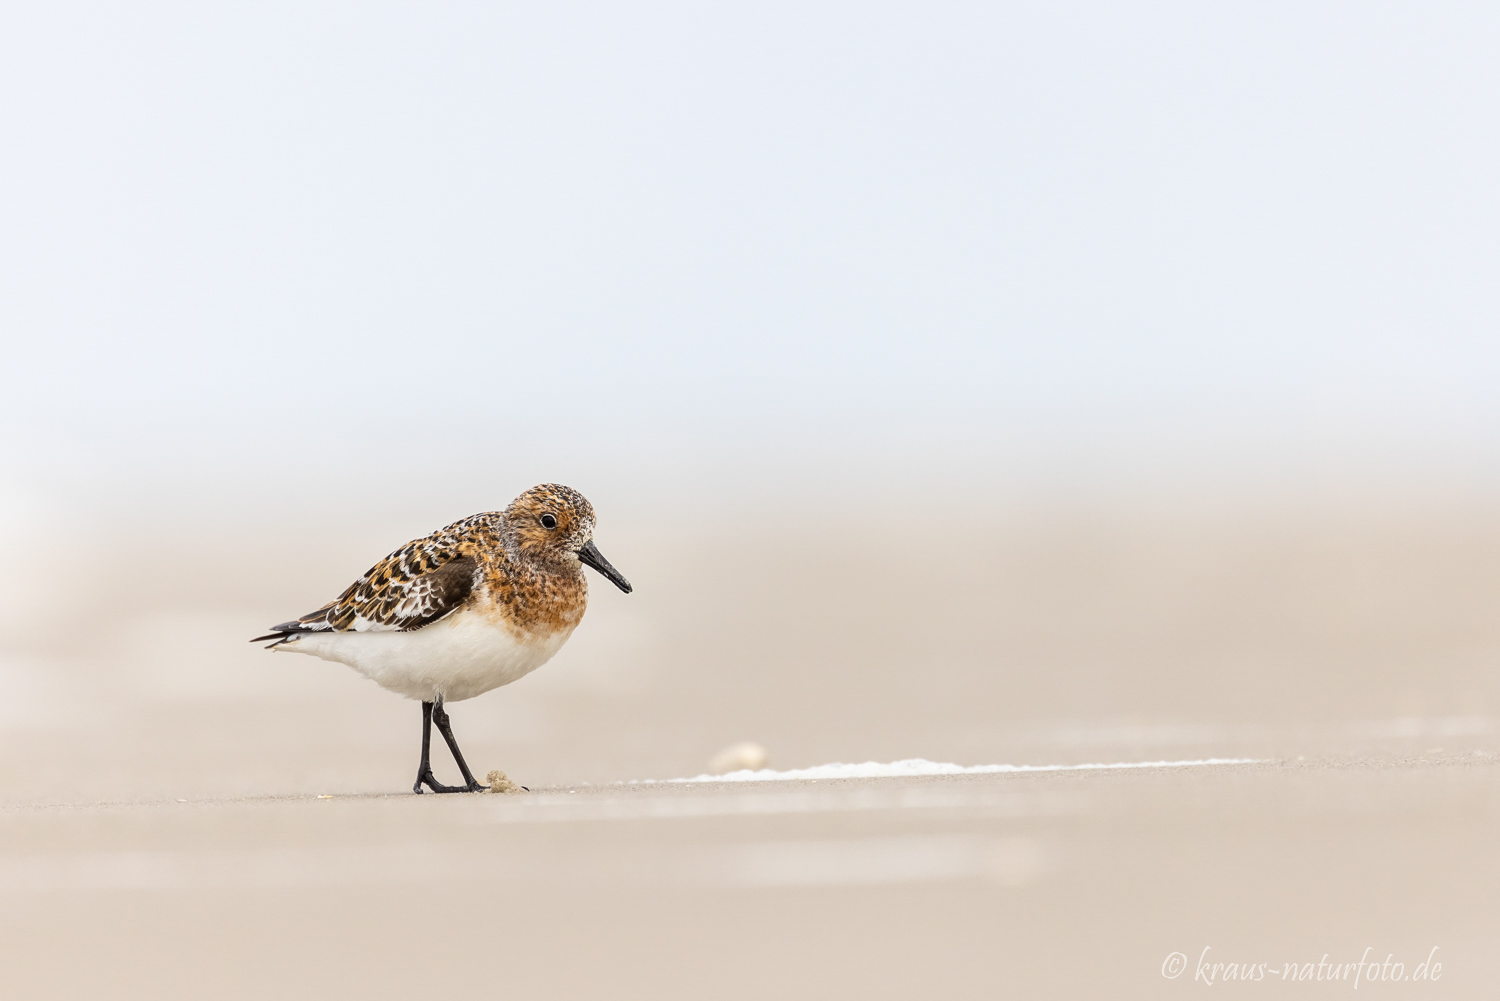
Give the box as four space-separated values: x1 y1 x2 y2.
504 483 632 593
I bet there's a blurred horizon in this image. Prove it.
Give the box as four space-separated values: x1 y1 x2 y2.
3 2 1500 530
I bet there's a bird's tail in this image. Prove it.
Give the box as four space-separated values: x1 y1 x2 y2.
250 613 332 648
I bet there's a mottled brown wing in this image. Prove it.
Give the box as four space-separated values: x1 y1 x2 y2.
255 552 478 642
367 554 477 630
251 511 504 645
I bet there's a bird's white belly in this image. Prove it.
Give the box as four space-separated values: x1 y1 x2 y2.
276 609 575 702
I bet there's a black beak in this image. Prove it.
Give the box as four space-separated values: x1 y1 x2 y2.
578 540 633 593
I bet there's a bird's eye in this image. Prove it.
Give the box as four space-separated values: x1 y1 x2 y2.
540 514 558 529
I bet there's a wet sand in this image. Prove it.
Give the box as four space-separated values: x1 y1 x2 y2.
2 497 1498 997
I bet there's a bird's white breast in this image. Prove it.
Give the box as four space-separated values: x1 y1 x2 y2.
276 608 576 702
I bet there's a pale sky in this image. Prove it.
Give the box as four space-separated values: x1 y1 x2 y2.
3 2 1499 513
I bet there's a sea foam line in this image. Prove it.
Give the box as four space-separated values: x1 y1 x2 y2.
655 757 1265 784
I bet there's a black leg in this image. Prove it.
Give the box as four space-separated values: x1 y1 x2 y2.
431 696 486 792
413 700 468 794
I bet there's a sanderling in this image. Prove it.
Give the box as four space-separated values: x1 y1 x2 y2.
251 483 632 794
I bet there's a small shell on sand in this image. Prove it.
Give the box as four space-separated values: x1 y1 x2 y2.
487 769 525 794
709 741 769 774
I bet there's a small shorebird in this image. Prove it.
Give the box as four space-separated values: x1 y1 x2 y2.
251 483 632 793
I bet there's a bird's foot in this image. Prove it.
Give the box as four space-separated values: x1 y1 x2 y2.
412 766 472 794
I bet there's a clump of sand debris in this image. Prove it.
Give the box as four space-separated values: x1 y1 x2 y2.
487 769 525 794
